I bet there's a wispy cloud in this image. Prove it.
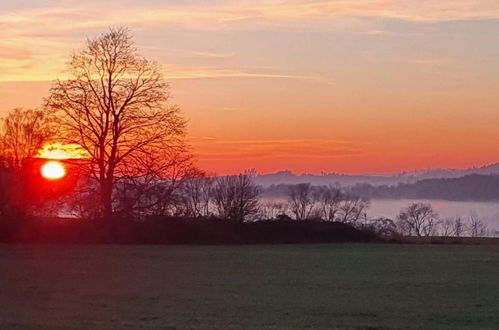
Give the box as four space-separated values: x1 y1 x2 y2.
188 51 235 59
397 57 449 66
165 65 334 85
1 0 497 81
190 138 369 161
111 0 499 27
359 30 404 36
107 0 499 25
2 1 499 35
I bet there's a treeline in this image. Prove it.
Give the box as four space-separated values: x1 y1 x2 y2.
263 174 499 201
0 217 377 244
262 183 492 238
0 165 493 242
351 174 499 201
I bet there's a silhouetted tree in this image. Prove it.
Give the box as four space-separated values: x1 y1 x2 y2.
115 146 194 218
260 200 288 220
180 169 214 217
337 194 369 224
396 202 438 237
0 108 52 172
468 211 488 237
288 183 317 220
63 178 102 219
211 173 260 221
317 184 344 221
46 27 186 218
0 108 53 214
439 218 455 237
452 216 465 237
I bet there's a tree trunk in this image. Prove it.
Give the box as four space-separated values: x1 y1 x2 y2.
100 179 114 219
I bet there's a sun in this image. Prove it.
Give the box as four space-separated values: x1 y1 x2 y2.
41 161 66 180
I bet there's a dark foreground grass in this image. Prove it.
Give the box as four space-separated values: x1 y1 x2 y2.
0 244 498 330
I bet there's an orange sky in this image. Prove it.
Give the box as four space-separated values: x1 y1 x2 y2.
1 1 499 175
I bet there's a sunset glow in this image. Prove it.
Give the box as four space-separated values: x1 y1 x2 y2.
37 143 88 160
2 1 499 174
41 161 66 180
1 4 498 328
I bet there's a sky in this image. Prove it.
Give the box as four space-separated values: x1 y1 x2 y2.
1 0 499 175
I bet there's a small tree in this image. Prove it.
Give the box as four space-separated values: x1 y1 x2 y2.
181 169 214 217
468 211 488 237
0 108 52 172
317 184 344 221
0 108 53 214
396 202 438 237
452 216 465 237
287 183 317 220
211 173 260 221
337 194 370 224
439 218 454 237
260 200 288 220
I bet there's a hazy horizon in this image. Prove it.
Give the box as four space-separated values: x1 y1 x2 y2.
246 161 499 176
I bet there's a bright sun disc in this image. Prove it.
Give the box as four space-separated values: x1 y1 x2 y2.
41 161 66 180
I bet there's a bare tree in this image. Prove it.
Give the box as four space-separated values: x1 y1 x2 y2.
46 27 186 217
468 211 488 237
317 184 344 221
260 200 288 220
0 108 54 214
438 216 468 237
452 216 465 237
396 202 438 237
438 218 454 237
287 183 317 220
181 169 214 217
337 194 370 224
0 108 52 172
111 143 194 219
211 173 260 221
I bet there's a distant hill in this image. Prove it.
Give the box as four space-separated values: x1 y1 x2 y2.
261 174 499 202
395 163 499 181
349 174 499 201
254 163 499 187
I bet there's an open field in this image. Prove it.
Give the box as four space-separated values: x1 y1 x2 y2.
399 236 499 245
1 244 499 329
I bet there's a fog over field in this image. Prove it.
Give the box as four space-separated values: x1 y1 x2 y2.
260 197 499 234
369 199 499 233
258 167 499 234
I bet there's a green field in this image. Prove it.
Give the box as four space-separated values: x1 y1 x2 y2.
1 244 498 329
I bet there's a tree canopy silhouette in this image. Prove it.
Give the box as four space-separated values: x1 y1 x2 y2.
0 108 52 172
46 27 186 217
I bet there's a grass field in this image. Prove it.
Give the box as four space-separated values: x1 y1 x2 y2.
1 244 498 329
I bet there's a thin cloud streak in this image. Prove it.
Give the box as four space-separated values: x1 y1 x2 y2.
190 138 370 161
2 1 499 34
188 51 236 59
166 66 335 85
